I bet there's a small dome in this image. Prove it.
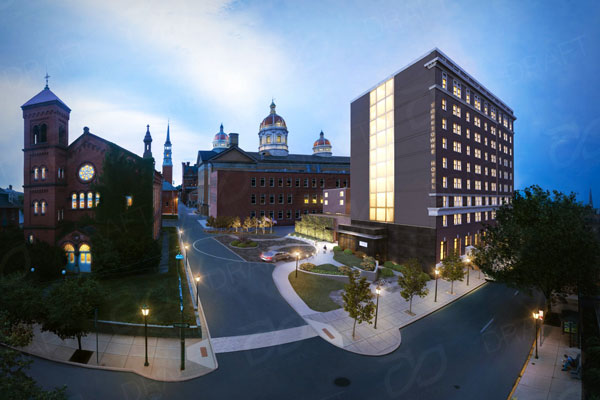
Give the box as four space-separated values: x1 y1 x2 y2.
259 100 287 130
212 123 229 152
313 130 332 157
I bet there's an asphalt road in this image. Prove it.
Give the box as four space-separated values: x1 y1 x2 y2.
177 207 307 338
28 278 540 399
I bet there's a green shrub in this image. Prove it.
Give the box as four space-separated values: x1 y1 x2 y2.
384 261 403 272
316 263 338 272
231 240 240 246
338 266 352 275
248 242 257 247
360 256 376 271
354 251 366 259
300 263 315 271
379 267 394 278
343 249 353 255
333 245 342 252
383 261 395 268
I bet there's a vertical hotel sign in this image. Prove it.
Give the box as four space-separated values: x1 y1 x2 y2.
430 102 436 190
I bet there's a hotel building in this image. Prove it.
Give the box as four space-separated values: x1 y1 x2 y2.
339 49 515 270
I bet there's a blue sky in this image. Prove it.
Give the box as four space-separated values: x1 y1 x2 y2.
0 0 598 203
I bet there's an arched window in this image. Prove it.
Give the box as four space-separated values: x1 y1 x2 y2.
33 125 40 144
79 193 85 209
266 136 271 144
41 167 46 180
64 244 76 270
95 193 100 207
40 124 47 143
72 193 77 209
79 244 92 272
276 135 281 143
58 126 66 145
33 201 39 215
33 167 39 181
87 192 93 208
41 201 46 215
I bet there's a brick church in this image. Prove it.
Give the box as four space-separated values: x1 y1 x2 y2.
22 80 168 273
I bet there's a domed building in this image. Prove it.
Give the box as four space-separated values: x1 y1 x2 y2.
258 101 288 156
312 131 332 157
212 124 229 152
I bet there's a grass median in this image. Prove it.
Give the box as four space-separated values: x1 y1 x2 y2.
288 271 345 312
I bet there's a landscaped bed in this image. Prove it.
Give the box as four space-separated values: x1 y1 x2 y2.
214 235 311 262
288 271 345 312
333 250 364 268
300 262 350 276
96 227 196 325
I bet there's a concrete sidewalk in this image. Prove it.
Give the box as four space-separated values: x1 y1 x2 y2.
512 325 582 399
18 325 216 381
273 249 486 356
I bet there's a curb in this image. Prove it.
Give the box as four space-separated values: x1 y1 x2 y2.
506 340 535 400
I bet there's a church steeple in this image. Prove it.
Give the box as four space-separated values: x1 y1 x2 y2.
162 123 173 184
143 124 153 159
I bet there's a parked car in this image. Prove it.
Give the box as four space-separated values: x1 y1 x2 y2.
260 251 290 262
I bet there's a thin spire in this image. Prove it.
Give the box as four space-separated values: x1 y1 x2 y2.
44 71 50 90
220 123 224 132
165 121 171 145
270 99 276 113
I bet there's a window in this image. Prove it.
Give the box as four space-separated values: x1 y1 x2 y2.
442 118 447 130
312 178 316 188
336 179 340 188
474 117 481 128
475 148 481 159
475 164 481 174
295 210 300 219
304 194 309 204
453 123 461 135
269 194 274 204
475 212 482 222
80 193 85 208
33 201 39 215
324 199 328 205
277 178 283 187
453 80 461 98
452 104 461 117
78 164 95 182
466 213 471 223
266 136 271 144
260 177 265 187
325 192 329 198
312 194 317 204
339 199 344 206
474 133 481 143
442 177 447 188
286 210 292 219
287 178 292 187
72 193 77 209
484 122 488 132
320 178 324 188
466 89 471 104
442 215 447 227
340 191 345 197
269 178 274 187
453 141 461 153
454 214 462 225
260 210 265 217
41 167 46 180
251 177 256 187
453 159 462 171
442 138 447 149
34 167 39 181
251 211 256 218
278 210 283 219
454 196 463 207
278 194 284 204
442 72 447 89
443 196 448 207
442 157 447 169
466 128 470 139
466 179 471 189
251 194 256 204
269 210 275 219
295 178 300 187
87 192 93 208
484 167 488 176
287 194 292 204
484 103 489 115
304 179 309 188
466 145 471 156
466 112 470 122
474 95 481 110
453 178 462 189
442 99 447 110
466 162 471 173
260 194 265 205
125 195 133 207
276 135 281 143
475 181 482 191
491 107 496 120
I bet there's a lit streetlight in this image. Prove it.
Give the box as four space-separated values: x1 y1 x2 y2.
61 269 66 281
141 305 150 366
295 252 300 278
194 276 201 310
374 285 381 329
533 311 543 359
184 244 189 266
434 268 440 302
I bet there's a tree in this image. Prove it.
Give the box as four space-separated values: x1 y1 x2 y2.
243 217 253 233
232 216 242 232
42 278 103 350
0 275 67 399
251 216 258 233
259 216 267 234
397 259 430 314
441 250 465 295
206 215 215 228
475 185 600 311
342 270 375 339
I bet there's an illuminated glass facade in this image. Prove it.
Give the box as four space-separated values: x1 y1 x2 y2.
369 78 394 222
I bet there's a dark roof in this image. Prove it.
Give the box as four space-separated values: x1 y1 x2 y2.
21 87 71 112
197 150 218 164
0 193 20 209
245 152 349 164
162 181 177 191
69 128 143 161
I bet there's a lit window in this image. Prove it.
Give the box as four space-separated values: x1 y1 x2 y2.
339 199 344 205
453 104 461 117
475 164 481 174
276 135 281 143
95 193 100 206
442 138 447 149
442 157 447 168
78 164 95 182
41 201 46 215
312 194 317 204
475 149 481 159
442 118 447 130
442 215 447 227
453 141 461 153
466 163 471 173
453 160 462 171
466 89 471 104
442 177 447 188
453 80 461 98
453 178 462 189
454 214 462 225
453 123 461 135
454 196 463 207
304 194 309 204
474 95 481 110
443 196 448 207
484 103 489 115
474 117 481 128
442 99 447 110
324 192 328 198
87 192 93 208
72 193 77 209
125 195 133 207
79 193 85 208
266 136 271 144
34 168 39 180
340 191 344 197
33 201 39 215
41 167 46 180
442 72 447 89
324 200 328 205
466 112 470 122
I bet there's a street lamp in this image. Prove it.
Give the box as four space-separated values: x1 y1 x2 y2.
374 286 381 329
184 244 189 266
295 252 300 278
195 276 201 310
61 269 66 281
533 312 542 359
434 268 440 302
465 257 470 286
141 305 150 366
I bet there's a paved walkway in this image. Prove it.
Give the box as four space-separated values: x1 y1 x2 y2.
18 325 216 382
273 247 486 355
211 325 318 353
512 326 582 399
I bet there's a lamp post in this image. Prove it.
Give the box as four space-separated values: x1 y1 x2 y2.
295 252 300 278
61 269 66 281
184 244 189 267
465 257 470 286
195 276 201 310
374 286 381 329
533 312 540 359
141 305 150 366
538 309 544 347
434 268 440 302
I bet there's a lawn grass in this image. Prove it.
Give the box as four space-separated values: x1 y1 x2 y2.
333 251 364 268
317 263 339 272
96 227 196 325
288 271 345 312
